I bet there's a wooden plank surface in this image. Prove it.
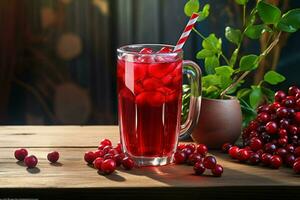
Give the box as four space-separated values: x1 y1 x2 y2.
0 126 299 199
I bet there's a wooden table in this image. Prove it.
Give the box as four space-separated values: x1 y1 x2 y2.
0 126 299 200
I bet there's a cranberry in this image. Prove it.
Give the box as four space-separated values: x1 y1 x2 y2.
287 108 295 117
248 120 259 131
94 150 105 158
237 149 250 162
265 121 278 134
257 105 270 113
260 132 271 143
14 148 28 161
249 153 260 165
182 148 193 158
185 143 196 152
288 86 300 96
47 151 59 163
249 131 259 138
115 142 122 154
297 98 300 108
285 154 296 167
221 143 232 153
275 90 286 102
100 139 112 147
294 147 300 157
177 143 186 151
256 149 264 157
203 156 217 169
282 96 295 108
103 153 114 160
270 155 282 169
211 164 223 177
275 148 287 158
24 155 38 168
288 125 298 135
295 112 300 123
174 151 187 164
269 102 281 112
103 146 113 154
264 143 277 154
84 151 96 164
122 157 135 170
101 159 116 174
261 153 272 166
249 138 263 151
257 112 271 123
187 153 202 165
193 161 205 175
140 48 153 54
108 149 119 155
293 161 300 174
228 146 240 159
278 137 288 147
276 107 289 118
98 144 105 150
286 144 295 153
257 125 266 133
278 128 287 138
93 157 104 170
114 153 125 166
196 144 208 156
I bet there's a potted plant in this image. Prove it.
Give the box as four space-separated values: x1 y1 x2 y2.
182 0 300 148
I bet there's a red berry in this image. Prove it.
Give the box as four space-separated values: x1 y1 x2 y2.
182 148 193 158
278 137 288 147
261 153 272 166
185 143 196 152
279 119 290 129
285 154 296 167
93 157 104 170
282 96 295 108
203 156 217 169
249 153 260 165
257 112 270 123
24 155 38 168
288 125 298 135
187 153 202 165
228 146 240 159
196 144 208 156
101 159 116 174
174 151 187 164
84 151 96 164
275 90 286 102
47 151 59 163
286 144 295 153
276 107 289 118
100 139 112 147
193 161 205 175
14 148 28 161
221 143 232 153
264 143 277 154
257 105 270 113
94 150 105 158
177 143 186 151
122 157 135 170
140 48 153 54
265 121 278 134
248 120 259 131
288 86 300 96
269 102 281 112
270 155 282 169
114 153 125 166
293 161 300 174
103 146 113 154
294 147 300 158
98 144 105 150
275 148 287 158
237 149 250 162
108 149 119 156
114 143 122 154
211 164 223 177
249 138 263 151
278 128 287 138
103 153 114 160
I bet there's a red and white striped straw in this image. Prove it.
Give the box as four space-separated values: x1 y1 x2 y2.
173 13 199 52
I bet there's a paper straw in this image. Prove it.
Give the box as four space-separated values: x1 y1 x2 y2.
173 13 199 52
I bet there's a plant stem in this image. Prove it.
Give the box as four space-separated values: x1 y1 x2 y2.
192 28 206 40
220 31 282 99
243 5 246 27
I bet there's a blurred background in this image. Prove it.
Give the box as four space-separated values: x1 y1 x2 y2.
0 0 299 125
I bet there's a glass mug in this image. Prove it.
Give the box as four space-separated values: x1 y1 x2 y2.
117 44 202 166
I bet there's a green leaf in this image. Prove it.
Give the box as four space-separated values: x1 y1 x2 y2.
202 74 221 87
239 54 259 71
249 86 263 109
235 0 248 5
264 70 286 85
257 1 281 24
215 66 234 77
229 48 239 67
184 0 200 17
202 34 221 53
245 24 272 39
261 86 275 103
237 88 251 99
196 49 214 59
277 9 300 33
204 56 219 74
197 4 210 22
225 27 241 45
204 85 221 99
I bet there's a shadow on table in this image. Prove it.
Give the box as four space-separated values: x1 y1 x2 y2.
26 167 40 174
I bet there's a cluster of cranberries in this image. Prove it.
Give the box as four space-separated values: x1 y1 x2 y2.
224 86 300 174
174 143 224 176
14 148 59 168
84 139 135 175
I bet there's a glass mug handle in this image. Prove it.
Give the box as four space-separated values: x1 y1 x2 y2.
179 60 202 140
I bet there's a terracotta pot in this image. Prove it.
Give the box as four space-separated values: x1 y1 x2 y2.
191 97 242 149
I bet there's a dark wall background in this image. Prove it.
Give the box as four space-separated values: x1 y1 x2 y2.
0 0 299 125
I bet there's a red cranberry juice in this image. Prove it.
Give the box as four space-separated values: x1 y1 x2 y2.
117 57 182 158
